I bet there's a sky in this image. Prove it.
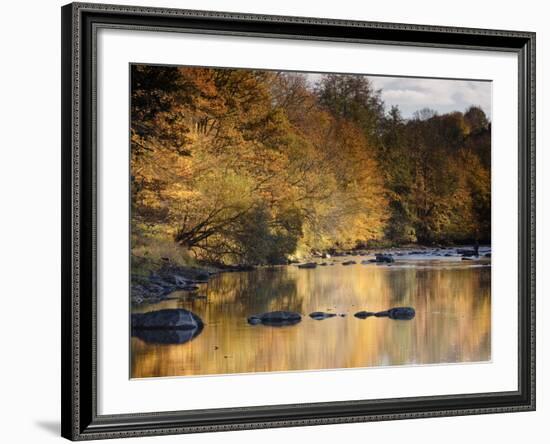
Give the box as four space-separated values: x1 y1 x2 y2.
305 73 492 120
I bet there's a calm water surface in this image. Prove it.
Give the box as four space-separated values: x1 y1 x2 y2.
131 253 491 378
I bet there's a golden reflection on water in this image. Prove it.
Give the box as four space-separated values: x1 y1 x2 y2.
131 258 491 378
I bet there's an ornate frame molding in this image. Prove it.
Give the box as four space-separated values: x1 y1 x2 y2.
61 2 535 440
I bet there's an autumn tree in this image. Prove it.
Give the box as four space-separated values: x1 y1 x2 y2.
131 65 491 266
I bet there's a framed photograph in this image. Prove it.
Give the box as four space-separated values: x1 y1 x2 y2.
61 2 536 440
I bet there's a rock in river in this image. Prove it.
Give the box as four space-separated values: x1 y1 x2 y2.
354 311 375 319
309 311 337 320
342 260 357 266
131 309 204 344
298 262 317 269
375 307 416 320
375 254 395 263
248 311 302 326
132 308 204 330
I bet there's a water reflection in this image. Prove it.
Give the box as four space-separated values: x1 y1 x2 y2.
131 257 491 378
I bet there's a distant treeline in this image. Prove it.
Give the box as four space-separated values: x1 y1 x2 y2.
131 65 491 265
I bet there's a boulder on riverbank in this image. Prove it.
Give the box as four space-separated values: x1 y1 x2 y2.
248 311 302 326
309 312 337 320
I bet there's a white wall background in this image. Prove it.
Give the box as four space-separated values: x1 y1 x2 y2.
0 0 545 442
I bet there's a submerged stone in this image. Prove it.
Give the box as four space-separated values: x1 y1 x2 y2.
248 311 302 326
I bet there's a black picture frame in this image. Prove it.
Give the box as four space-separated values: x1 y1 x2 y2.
61 2 536 440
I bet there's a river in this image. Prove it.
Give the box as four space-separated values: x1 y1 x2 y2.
131 248 491 378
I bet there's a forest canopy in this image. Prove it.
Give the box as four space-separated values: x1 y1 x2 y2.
131 65 491 266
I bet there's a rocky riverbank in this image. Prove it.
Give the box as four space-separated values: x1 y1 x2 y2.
131 261 215 304
131 259 261 304
293 245 491 269
132 245 490 304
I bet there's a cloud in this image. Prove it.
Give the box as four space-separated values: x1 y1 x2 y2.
369 76 492 119
304 73 492 119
